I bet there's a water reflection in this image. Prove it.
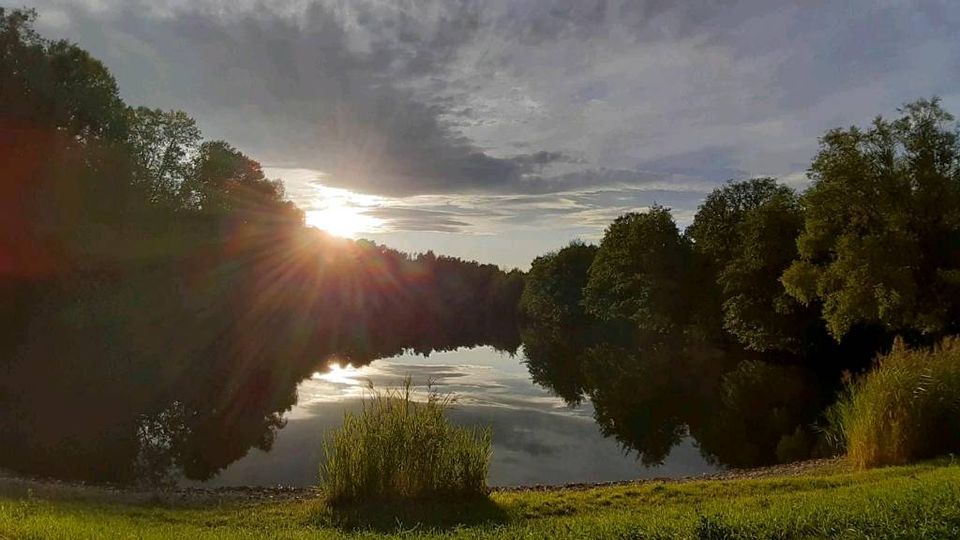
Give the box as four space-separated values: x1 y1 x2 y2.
521 320 834 469
199 347 721 487
0 323 835 487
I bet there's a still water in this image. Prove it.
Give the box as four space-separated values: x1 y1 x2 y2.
194 346 720 488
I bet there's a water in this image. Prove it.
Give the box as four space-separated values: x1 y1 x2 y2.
3 327 827 486
194 346 720 487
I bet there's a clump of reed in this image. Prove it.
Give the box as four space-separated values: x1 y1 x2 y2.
829 336 960 469
319 378 491 503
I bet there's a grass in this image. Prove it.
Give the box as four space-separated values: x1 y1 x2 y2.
320 378 491 503
1 459 959 538
829 336 960 469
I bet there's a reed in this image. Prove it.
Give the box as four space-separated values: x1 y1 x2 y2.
320 378 491 503
832 337 960 468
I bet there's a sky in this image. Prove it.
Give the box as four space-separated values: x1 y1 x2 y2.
23 0 960 269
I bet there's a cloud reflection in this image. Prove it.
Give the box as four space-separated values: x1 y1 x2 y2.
200 346 719 488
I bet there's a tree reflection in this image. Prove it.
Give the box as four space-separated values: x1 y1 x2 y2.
521 320 832 468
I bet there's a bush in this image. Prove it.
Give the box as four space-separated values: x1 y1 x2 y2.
831 337 960 468
319 379 491 503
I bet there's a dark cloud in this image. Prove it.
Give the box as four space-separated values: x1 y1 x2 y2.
35 0 631 196
496 0 739 45
31 0 960 205
509 150 584 170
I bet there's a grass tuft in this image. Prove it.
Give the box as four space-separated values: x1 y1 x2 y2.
319 377 491 503
831 336 960 468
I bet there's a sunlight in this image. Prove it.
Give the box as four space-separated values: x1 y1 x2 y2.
297 181 386 238
305 206 382 238
314 361 362 385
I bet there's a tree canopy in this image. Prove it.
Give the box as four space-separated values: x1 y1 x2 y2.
583 206 693 335
783 98 960 340
687 178 820 353
520 240 597 326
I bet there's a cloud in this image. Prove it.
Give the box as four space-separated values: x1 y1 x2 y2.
32 0 601 196
352 183 711 236
366 207 474 233
30 0 960 205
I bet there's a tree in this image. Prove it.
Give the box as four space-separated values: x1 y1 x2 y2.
718 190 817 353
687 178 792 265
782 98 960 340
688 179 820 353
583 206 692 335
520 240 597 325
185 140 287 214
127 107 201 206
0 8 128 142
2 8 136 280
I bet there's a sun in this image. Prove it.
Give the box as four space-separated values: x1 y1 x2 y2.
305 206 382 238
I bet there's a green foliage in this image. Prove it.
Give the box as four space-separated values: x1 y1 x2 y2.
583 206 692 334
0 8 128 141
704 360 821 466
783 98 960 340
687 178 791 265
127 107 202 206
775 426 814 464
830 337 960 469
688 178 818 352
320 379 491 503
519 240 597 325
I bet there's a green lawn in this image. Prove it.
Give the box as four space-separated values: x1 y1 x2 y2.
3 460 959 539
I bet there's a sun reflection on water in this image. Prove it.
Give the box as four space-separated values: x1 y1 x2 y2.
313 361 363 386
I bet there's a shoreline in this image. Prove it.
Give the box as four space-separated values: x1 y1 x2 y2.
3 459 957 539
0 457 844 506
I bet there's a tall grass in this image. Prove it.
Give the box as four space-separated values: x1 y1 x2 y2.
830 336 960 469
320 378 491 503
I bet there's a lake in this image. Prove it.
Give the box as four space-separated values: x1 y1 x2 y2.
3 325 826 487
193 346 721 488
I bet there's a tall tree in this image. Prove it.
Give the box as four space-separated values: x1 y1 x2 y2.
127 107 201 207
520 240 597 326
0 8 128 142
782 99 960 340
583 206 692 335
688 179 820 353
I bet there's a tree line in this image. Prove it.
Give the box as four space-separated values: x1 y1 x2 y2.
519 98 960 466
523 97 960 366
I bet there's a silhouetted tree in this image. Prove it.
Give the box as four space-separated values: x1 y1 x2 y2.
520 240 597 325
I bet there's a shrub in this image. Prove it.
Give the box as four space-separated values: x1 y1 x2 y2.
775 427 813 464
319 378 491 503
831 337 960 468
